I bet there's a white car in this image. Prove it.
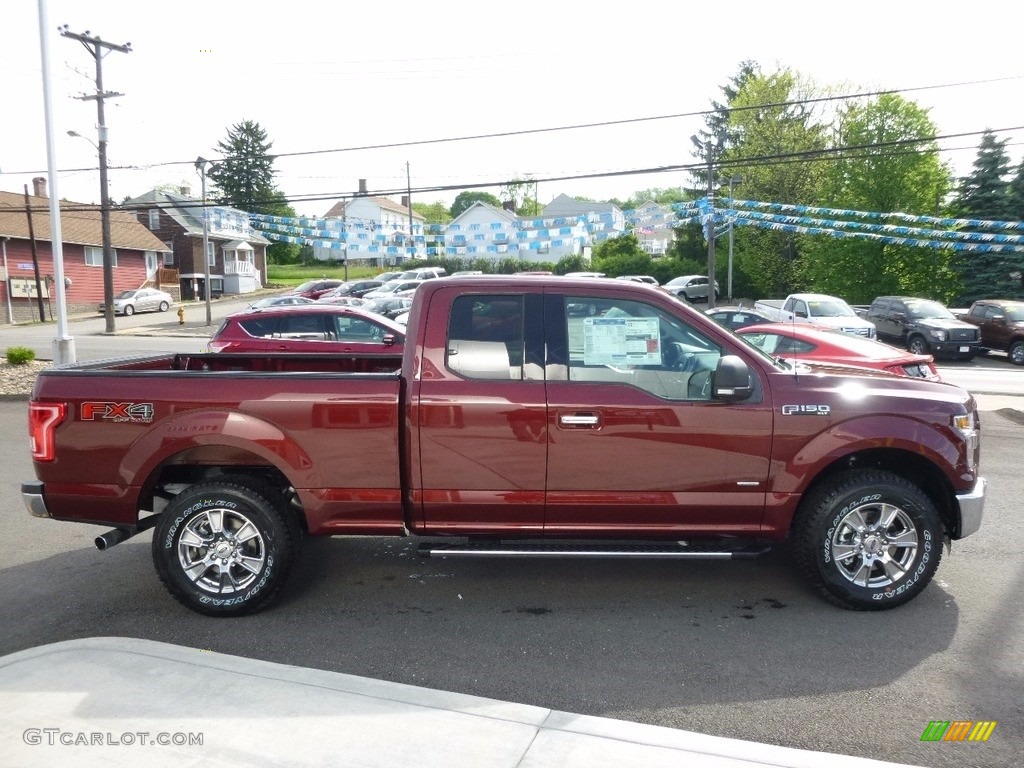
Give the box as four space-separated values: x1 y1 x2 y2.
664 275 719 302
100 288 175 316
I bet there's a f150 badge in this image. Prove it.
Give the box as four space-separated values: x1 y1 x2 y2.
782 404 831 416
81 402 155 423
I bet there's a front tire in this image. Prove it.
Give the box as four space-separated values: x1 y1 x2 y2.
124 304 135 316
907 336 929 355
159 301 169 312
792 469 942 610
152 477 302 616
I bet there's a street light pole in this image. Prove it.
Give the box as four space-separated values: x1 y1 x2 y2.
195 157 212 326
727 174 742 303
691 135 716 309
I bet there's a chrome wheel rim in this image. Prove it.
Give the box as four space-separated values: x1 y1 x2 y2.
1012 345 1024 365
177 509 266 594
830 502 918 588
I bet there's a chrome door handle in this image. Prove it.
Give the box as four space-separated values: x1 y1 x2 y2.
559 414 600 426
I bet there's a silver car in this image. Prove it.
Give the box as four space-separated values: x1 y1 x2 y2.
100 288 175 316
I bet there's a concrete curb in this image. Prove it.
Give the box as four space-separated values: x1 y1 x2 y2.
0 637 923 768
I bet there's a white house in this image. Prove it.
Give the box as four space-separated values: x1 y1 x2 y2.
316 180 426 265
628 199 677 256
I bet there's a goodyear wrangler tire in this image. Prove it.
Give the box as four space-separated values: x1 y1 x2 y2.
792 469 943 610
152 477 302 616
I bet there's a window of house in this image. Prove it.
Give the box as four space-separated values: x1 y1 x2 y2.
162 246 175 266
564 296 721 401
84 246 117 267
148 209 160 229
446 295 525 380
207 241 216 266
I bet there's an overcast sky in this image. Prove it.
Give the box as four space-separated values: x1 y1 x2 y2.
3 0 1023 217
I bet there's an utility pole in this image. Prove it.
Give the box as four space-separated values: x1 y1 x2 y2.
405 161 414 262
727 174 742 303
60 26 131 334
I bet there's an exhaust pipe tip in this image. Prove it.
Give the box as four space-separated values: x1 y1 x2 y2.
95 528 131 551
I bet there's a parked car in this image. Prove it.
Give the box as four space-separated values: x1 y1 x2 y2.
705 307 775 331
208 304 405 354
736 323 940 380
362 280 423 299
957 299 1024 365
361 296 415 320
865 296 980 359
317 280 384 300
247 295 315 310
664 275 719 302
616 275 660 286
564 271 606 279
391 267 446 281
374 271 402 283
99 288 174 317
315 296 365 308
288 279 344 300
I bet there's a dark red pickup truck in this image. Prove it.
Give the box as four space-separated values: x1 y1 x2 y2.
24 277 986 615
958 299 1024 365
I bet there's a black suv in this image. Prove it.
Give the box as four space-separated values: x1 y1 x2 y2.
865 296 980 359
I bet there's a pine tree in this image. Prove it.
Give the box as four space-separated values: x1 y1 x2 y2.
951 131 1020 301
207 120 299 264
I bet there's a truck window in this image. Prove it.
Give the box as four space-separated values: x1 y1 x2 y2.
563 296 721 400
446 295 525 380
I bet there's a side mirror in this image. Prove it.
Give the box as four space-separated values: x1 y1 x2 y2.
713 355 754 401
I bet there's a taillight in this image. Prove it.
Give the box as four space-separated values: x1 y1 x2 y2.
29 402 66 462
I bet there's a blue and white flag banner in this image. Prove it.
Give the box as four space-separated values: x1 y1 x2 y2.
733 215 1024 253
729 209 1024 246
727 199 1024 232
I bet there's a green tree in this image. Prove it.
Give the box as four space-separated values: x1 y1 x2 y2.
950 131 1019 301
413 200 452 224
450 191 502 218
714 68 830 297
207 120 299 264
692 60 760 192
208 120 278 213
501 177 539 216
800 94 953 303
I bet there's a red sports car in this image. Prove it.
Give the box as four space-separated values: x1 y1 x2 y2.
736 323 941 380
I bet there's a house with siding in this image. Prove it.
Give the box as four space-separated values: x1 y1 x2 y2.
126 189 269 300
315 180 425 265
443 201 521 258
0 179 169 323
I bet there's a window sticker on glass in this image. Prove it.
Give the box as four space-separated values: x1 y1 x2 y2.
582 317 661 366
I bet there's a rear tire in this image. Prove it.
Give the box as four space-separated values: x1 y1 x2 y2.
1010 340 1024 366
152 477 302 616
791 469 942 610
159 301 169 312
124 305 135 316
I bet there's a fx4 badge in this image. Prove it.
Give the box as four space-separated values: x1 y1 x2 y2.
81 402 155 423
782 404 831 416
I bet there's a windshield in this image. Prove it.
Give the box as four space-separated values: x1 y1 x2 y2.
294 280 318 291
905 300 954 320
807 299 855 317
115 290 137 299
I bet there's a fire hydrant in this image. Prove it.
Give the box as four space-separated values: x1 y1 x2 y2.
177 305 185 325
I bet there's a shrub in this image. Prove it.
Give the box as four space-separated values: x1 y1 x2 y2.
6 346 36 365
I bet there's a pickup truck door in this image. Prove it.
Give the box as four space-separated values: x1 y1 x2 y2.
411 291 547 534
543 292 773 537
